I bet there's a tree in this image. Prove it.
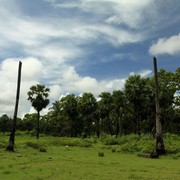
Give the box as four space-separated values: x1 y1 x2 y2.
153 57 166 154
125 75 152 135
22 113 37 133
60 94 80 137
27 84 50 139
78 93 97 137
0 114 12 133
6 61 22 151
98 92 113 135
111 90 126 138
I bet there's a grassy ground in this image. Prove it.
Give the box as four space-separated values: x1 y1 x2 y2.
0 133 180 180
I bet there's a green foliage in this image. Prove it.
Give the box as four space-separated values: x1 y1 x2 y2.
171 153 180 160
27 84 50 112
164 133 180 154
101 134 155 154
102 136 120 145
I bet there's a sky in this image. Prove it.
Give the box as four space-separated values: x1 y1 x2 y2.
0 0 180 117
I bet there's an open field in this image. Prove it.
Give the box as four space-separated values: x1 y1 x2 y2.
0 133 180 180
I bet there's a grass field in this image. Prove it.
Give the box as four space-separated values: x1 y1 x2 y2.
0 133 180 180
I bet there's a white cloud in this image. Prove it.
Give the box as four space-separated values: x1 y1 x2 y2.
0 57 44 117
105 0 153 28
129 69 152 77
103 78 126 91
149 33 180 55
74 77 101 94
0 0 179 117
55 0 153 29
0 57 127 117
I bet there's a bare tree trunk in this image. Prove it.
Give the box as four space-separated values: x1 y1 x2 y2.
153 57 166 155
36 111 40 139
6 61 22 151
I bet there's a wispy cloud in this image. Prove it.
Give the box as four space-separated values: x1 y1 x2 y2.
0 0 179 116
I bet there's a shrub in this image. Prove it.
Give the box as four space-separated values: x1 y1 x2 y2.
98 152 104 157
112 148 116 153
103 136 119 145
39 147 47 152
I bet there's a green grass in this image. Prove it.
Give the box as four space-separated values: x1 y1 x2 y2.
0 133 180 180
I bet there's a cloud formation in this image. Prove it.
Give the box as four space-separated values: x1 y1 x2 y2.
149 34 180 55
0 0 179 117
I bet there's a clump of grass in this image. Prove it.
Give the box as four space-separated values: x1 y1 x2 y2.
39 147 47 152
3 170 11 175
8 164 13 168
98 152 104 157
112 148 116 153
26 141 40 149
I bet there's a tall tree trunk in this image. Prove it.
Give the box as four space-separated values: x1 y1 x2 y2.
116 118 119 138
96 118 100 138
107 115 113 136
36 111 40 139
153 57 166 155
6 61 22 151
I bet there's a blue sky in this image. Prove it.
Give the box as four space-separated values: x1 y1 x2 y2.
0 0 180 116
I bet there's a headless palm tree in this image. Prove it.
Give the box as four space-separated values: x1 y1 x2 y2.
6 61 22 151
153 57 166 154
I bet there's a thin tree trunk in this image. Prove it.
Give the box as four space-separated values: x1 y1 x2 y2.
36 111 40 139
96 118 100 138
6 61 22 151
115 117 120 138
107 115 113 136
153 57 166 155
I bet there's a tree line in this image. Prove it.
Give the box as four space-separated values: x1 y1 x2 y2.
0 67 179 138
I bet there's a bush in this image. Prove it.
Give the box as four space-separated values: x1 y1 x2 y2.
102 136 119 145
112 148 116 153
39 147 47 152
98 152 104 157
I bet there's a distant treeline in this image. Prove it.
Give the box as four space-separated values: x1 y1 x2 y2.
0 67 180 137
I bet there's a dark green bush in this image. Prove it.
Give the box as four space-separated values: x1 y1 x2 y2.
39 147 47 152
112 148 116 153
103 136 119 145
98 152 104 157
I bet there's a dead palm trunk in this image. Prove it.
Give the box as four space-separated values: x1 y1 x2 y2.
153 57 166 155
6 61 22 151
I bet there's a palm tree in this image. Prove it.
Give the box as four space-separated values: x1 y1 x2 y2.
60 94 79 137
153 57 166 154
6 61 22 151
125 75 151 135
78 93 97 137
98 92 113 135
111 90 126 138
27 84 50 139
